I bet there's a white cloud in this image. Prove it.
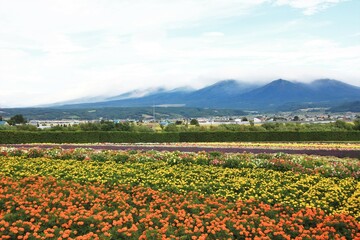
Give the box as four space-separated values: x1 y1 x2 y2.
274 0 346 15
0 0 358 107
202 32 225 37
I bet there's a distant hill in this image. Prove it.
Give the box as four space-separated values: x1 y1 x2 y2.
237 79 312 108
0 107 245 120
308 79 360 101
236 79 360 109
329 101 360 112
50 79 360 111
60 87 193 109
185 80 259 108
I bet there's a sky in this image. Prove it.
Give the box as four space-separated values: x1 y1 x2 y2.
0 0 359 107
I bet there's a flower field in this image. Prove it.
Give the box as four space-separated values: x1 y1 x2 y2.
0 147 359 239
7 141 360 150
167 142 360 151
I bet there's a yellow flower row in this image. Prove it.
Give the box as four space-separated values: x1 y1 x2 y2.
1 156 359 219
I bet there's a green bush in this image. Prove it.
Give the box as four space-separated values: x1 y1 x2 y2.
178 131 360 142
0 131 179 144
0 131 359 144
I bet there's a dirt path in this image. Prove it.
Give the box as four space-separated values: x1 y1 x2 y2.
2 144 359 158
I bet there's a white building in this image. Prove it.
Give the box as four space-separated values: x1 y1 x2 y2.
29 120 89 128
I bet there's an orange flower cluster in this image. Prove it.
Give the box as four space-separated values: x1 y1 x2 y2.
1 177 359 239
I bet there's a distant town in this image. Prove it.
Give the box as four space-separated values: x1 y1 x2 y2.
0 112 356 130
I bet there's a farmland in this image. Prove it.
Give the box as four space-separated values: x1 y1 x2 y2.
3 142 360 158
0 147 359 239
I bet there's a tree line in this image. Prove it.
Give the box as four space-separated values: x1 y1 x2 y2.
1 114 360 132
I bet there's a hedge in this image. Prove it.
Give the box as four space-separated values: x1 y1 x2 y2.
0 131 179 144
0 131 359 144
178 131 360 142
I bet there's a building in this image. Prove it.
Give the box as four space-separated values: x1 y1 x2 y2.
28 120 88 128
0 120 8 126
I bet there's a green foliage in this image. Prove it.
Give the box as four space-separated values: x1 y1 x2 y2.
79 122 100 131
175 120 183 125
354 119 360 131
260 121 357 132
30 121 153 132
0 125 14 131
333 120 353 131
178 131 360 142
15 124 38 131
293 116 300 121
0 131 359 144
7 114 27 125
190 119 199 126
115 122 132 131
99 121 115 131
132 125 155 133
2 107 246 120
164 123 188 132
215 124 266 132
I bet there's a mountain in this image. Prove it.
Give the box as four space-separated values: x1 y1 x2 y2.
307 79 360 101
54 80 257 109
237 79 311 108
53 79 360 111
184 80 258 108
105 87 167 101
236 79 360 109
329 101 360 112
58 87 192 109
190 80 257 97
38 95 108 107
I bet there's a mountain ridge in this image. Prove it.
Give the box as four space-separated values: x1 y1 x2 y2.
50 79 360 111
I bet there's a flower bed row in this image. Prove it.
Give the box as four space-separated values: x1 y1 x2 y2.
1 177 359 240
1 147 359 179
1 156 359 218
167 142 360 150
5 141 360 150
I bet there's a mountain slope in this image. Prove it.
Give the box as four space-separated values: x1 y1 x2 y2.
105 87 167 101
54 79 360 110
329 101 360 112
56 80 258 109
182 80 258 108
238 79 312 106
307 79 360 101
58 88 192 109
235 79 360 109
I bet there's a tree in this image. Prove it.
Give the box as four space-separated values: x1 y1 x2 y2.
334 120 352 130
100 121 115 131
8 114 27 125
16 124 38 131
133 125 154 132
175 120 183 125
293 116 300 121
115 122 131 131
164 123 178 132
353 119 360 131
190 119 199 126
79 122 100 131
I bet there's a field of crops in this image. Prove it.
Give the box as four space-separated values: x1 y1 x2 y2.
1 147 359 239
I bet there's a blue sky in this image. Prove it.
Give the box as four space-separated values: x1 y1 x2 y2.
0 0 359 107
